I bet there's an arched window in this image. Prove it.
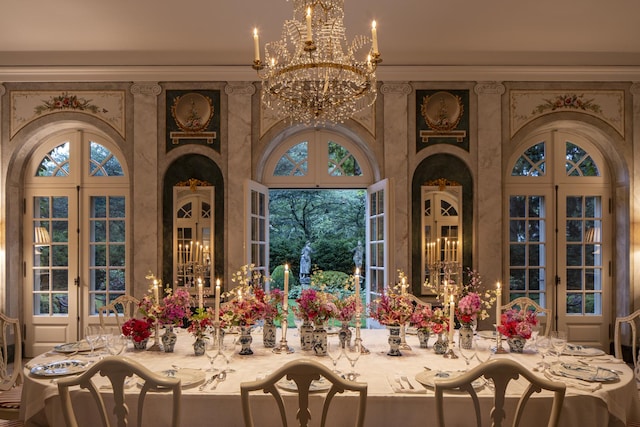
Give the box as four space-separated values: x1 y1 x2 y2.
24 128 128 356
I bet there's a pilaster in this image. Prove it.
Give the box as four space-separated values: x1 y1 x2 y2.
130 83 161 295
225 83 255 278
474 82 505 316
630 82 640 311
381 83 412 279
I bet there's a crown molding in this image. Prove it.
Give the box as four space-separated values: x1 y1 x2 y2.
1 65 640 83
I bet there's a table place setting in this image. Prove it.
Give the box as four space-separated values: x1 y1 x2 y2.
387 373 426 394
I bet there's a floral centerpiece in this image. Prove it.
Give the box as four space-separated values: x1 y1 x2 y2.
428 307 449 335
456 292 483 325
335 295 357 323
121 318 153 348
220 292 264 327
293 288 337 325
497 308 538 339
188 307 214 340
255 287 284 322
368 292 414 326
410 305 434 348
157 288 191 327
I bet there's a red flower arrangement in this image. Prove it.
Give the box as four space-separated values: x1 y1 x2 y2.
255 287 284 321
497 308 538 339
368 292 414 326
157 288 191 326
220 291 265 327
121 318 154 343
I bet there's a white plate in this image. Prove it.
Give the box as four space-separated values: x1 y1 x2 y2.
276 378 331 393
53 341 104 353
30 359 91 377
415 370 485 390
549 362 618 382
563 344 606 357
143 368 206 388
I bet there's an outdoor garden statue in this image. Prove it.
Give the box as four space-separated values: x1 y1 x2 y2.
352 240 363 269
299 241 313 283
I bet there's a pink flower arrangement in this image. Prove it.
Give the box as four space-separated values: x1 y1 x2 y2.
428 308 450 335
221 292 264 326
368 293 414 326
156 288 191 326
497 308 538 339
335 295 357 322
410 305 434 331
293 288 337 324
456 292 482 325
121 318 153 343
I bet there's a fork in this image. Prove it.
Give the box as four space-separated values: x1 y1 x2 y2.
401 375 415 389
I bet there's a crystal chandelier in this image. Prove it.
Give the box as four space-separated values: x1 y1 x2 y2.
252 0 381 125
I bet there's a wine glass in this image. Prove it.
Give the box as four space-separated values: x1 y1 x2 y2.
326 340 343 373
458 337 477 369
475 337 493 363
106 333 127 355
205 340 221 372
344 343 361 380
550 331 567 363
535 334 552 369
219 334 237 373
85 325 102 357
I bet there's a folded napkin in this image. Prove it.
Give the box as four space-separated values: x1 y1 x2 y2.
387 375 426 394
543 371 602 392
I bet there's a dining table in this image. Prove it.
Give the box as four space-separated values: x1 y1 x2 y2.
20 327 640 427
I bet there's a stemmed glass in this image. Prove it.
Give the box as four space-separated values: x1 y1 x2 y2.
458 337 477 370
550 331 567 363
535 334 552 369
475 338 493 364
105 333 127 355
85 325 103 357
326 340 343 373
205 340 221 373
219 334 237 373
344 343 361 380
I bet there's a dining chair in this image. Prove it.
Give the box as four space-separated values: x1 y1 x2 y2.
614 309 640 369
406 293 432 309
501 297 552 336
98 295 140 328
240 358 367 427
434 358 566 427
57 355 181 427
0 312 23 421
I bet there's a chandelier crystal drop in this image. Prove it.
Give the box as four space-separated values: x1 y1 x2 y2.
252 0 381 125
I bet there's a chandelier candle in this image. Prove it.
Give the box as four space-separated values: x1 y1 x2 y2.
371 20 379 55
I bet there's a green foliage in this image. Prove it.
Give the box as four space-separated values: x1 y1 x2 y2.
269 189 365 276
269 264 299 297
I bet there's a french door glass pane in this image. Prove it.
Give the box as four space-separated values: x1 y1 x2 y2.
508 195 547 305
564 195 602 315
89 195 126 315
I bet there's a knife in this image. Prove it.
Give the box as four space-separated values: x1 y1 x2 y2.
199 374 218 391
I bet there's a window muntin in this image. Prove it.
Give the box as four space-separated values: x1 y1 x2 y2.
37 142 71 177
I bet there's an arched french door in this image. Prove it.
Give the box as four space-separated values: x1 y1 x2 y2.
252 128 384 313
23 128 129 356
505 128 611 349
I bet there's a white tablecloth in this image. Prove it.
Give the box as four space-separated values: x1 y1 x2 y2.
20 328 640 427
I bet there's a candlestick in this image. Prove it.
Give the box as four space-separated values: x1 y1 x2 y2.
448 295 455 344
401 277 406 295
371 20 379 55
253 28 260 62
197 278 203 309
306 7 313 42
355 267 360 303
274 264 293 354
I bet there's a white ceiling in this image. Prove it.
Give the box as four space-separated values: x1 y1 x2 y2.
1 0 640 79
